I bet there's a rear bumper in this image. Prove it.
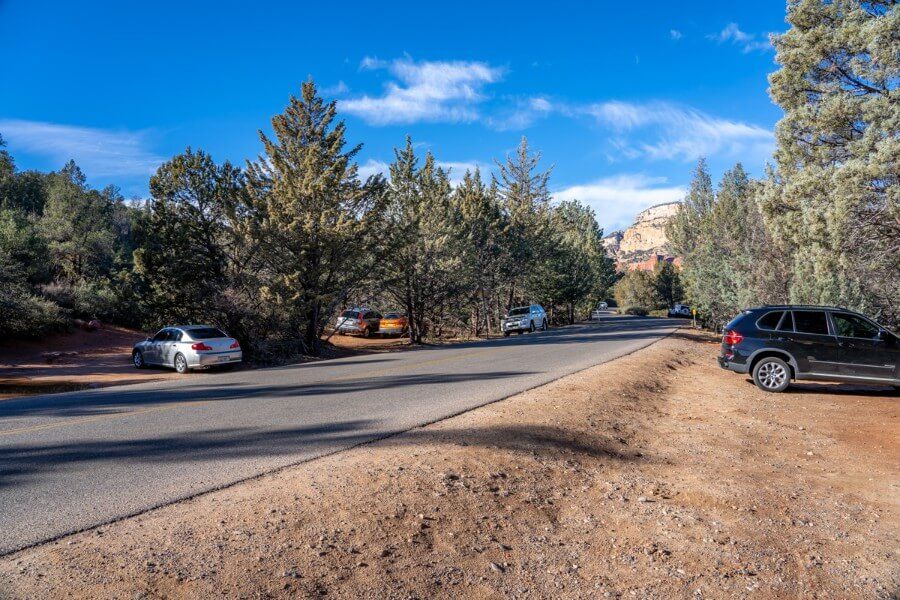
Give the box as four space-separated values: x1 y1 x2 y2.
718 356 749 374
192 351 242 367
379 327 406 335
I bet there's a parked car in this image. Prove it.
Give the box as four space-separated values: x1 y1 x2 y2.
502 305 548 336
132 325 242 374
591 302 609 320
668 304 692 318
379 312 408 337
335 308 382 337
718 305 899 392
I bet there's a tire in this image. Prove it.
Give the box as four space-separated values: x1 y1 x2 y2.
361 327 370 338
503 331 510 337
752 357 790 393
132 350 145 369
174 353 189 374
529 321 535 333
541 320 548 331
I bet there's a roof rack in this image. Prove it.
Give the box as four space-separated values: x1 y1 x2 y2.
759 304 849 311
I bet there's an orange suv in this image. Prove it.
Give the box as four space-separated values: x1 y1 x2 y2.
379 312 409 337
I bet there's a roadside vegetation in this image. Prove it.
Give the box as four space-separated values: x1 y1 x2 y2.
0 88 616 358
669 1 898 331
1 0 896 355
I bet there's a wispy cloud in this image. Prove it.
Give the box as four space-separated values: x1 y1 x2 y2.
486 96 554 131
340 57 504 125
356 158 390 180
356 157 489 186
708 23 772 53
669 29 683 40
321 80 349 96
582 101 774 162
554 174 685 233
0 118 163 180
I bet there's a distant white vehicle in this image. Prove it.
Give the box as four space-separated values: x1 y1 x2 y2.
668 304 692 318
591 302 609 320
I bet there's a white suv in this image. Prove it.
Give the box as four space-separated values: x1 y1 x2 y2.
502 305 548 336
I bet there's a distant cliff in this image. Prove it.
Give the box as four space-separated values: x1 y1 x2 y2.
602 202 681 270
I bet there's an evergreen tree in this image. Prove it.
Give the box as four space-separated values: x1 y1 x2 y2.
495 136 553 308
136 148 249 337
245 80 386 355
765 0 899 326
382 139 460 343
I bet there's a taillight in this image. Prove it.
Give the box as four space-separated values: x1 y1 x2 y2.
723 330 744 346
229 340 240 349
191 342 212 351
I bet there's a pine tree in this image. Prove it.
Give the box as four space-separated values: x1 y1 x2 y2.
495 136 553 308
765 0 899 326
135 148 249 336
245 81 386 355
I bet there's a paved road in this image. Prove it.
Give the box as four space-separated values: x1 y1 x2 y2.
0 316 676 555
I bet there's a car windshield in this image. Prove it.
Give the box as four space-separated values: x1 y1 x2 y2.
508 307 529 316
187 327 227 339
384 313 403 319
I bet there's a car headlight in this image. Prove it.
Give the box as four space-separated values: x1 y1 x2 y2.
520 318 529 325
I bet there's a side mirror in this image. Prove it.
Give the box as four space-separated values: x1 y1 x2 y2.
145 337 152 342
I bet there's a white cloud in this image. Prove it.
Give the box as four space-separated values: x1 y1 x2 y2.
486 96 554 131
709 23 772 53
321 80 349 96
554 174 686 233
436 160 491 186
0 118 163 179
583 101 774 162
670 29 683 40
357 158 389 180
357 158 489 186
340 57 504 125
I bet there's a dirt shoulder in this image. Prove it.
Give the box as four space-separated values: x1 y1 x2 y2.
0 326 413 400
1 330 896 599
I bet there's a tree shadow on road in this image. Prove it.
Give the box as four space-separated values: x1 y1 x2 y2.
0 417 642 490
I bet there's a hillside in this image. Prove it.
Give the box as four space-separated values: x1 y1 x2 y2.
602 202 681 270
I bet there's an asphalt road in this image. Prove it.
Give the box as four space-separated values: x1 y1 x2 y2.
0 315 677 555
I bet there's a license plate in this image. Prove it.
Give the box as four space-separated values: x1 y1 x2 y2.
218 355 231 362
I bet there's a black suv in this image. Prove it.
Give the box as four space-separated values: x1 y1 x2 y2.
718 305 899 392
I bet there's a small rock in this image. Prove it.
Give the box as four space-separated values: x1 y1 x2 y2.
489 562 505 573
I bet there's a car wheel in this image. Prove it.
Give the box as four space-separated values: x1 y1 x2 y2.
174 353 189 374
541 319 547 331
503 331 510 337
529 321 535 333
752 357 790 393
361 327 370 338
132 350 145 369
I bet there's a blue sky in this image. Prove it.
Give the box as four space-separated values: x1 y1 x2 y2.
0 0 787 232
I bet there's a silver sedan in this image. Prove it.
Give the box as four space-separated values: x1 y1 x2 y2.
132 325 242 373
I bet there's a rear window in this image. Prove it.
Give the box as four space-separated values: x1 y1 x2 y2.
340 310 360 318
509 307 529 316
756 311 783 330
383 313 404 319
187 327 227 339
724 312 749 331
793 311 829 335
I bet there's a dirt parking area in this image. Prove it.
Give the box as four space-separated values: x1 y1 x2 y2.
0 327 412 400
0 326 182 399
0 330 896 599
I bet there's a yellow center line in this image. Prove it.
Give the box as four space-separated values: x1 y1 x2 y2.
0 347 502 439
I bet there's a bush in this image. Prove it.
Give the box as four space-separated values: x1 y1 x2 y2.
0 284 68 338
620 306 649 316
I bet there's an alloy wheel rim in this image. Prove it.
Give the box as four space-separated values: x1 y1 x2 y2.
176 356 186 371
759 362 787 389
133 353 141 367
